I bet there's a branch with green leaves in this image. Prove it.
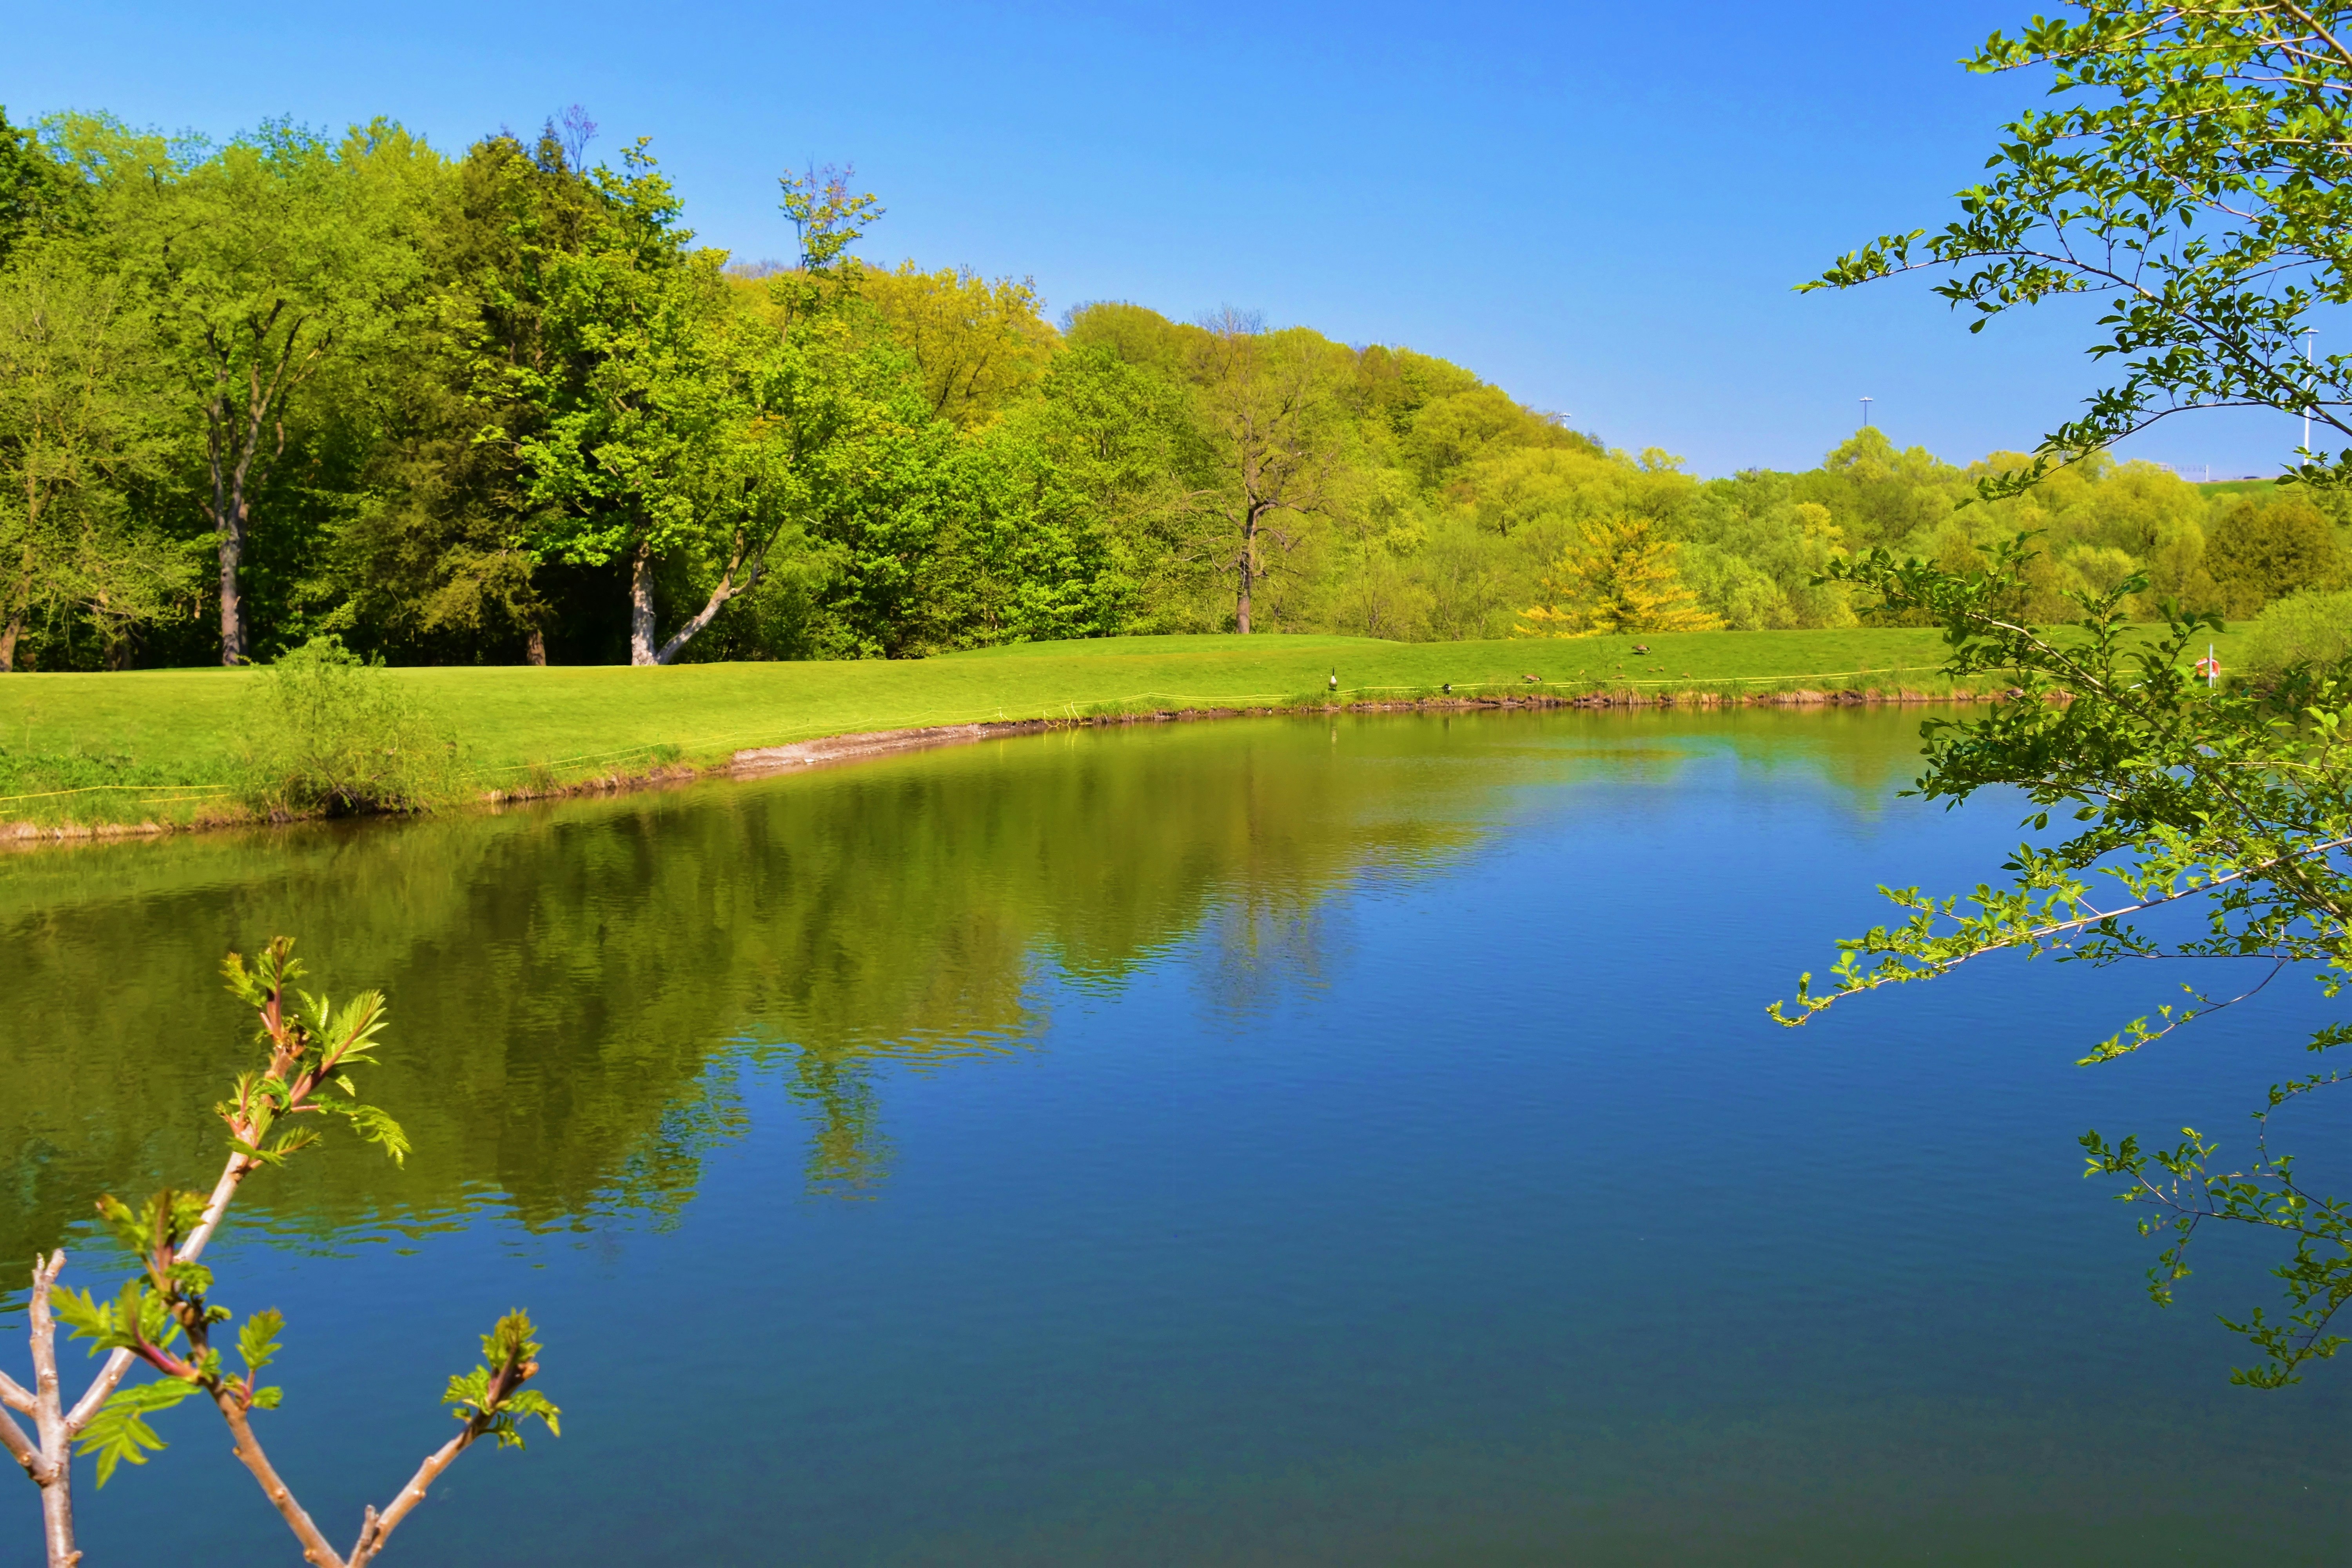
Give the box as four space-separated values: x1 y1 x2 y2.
1775 542 2352 1384
1 937 554 1568
1803 0 2352 492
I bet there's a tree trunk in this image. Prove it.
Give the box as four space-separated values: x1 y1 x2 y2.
3 527 32 672
628 544 657 666
526 627 547 667
1235 509 1256 635
653 563 757 666
38 1462 73 1568
214 441 249 666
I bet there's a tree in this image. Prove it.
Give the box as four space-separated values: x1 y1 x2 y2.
857 263 1056 428
1807 2 2352 487
1790 5 2352 1385
1776 540 2352 1387
1188 310 1344 634
1516 512 1722 636
2 938 554 1566
59 116 434 664
2205 494 2343 617
0 109 82 270
0 252 182 671
989 344 1216 632
306 127 572 668
504 151 889 665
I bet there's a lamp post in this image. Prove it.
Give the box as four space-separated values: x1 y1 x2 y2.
1860 396 1874 428
2303 328 2319 456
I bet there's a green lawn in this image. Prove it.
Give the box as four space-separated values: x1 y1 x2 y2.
0 626 2233 829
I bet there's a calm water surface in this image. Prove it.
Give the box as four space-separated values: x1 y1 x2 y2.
5 709 2350 1565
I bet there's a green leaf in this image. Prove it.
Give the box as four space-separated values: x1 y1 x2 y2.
76 1378 199 1486
323 1098 411 1166
238 1307 285 1376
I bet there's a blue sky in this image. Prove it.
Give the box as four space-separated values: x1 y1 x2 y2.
9 0 2314 477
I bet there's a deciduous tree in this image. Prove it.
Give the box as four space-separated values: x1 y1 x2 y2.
1517 512 1721 636
60 117 435 664
0 252 181 671
1188 310 1345 634
1808 1 2352 488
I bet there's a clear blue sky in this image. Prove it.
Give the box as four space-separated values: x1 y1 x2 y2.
4 0 2312 478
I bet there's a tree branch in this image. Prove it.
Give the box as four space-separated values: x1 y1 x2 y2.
216 1393 347 1568
62 1149 258 1435
345 1428 477 1566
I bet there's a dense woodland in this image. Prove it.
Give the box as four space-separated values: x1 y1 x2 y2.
2 105 2346 673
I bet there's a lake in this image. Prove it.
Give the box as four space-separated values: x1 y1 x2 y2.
5 708 2349 1565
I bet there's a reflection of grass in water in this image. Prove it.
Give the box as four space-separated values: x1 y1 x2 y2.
0 626 2218 827
0 708 1938 1252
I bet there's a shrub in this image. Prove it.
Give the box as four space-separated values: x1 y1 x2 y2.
2205 496 2344 618
2240 587 2352 678
243 636 463 816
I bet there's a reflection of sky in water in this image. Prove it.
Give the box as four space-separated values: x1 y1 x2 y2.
8 708 2352 1564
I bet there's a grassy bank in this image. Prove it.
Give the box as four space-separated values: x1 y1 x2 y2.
1 626 2232 832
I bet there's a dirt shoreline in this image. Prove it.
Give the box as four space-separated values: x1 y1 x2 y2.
728 685 1989 774
5 685 1993 846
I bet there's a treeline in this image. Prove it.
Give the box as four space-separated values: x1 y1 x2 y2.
0 105 2342 672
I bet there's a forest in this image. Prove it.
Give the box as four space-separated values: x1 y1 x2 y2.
2 105 2346 673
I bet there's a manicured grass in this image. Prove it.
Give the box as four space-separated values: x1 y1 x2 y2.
0 626 2234 829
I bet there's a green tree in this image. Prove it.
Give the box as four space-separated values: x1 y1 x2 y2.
1809 2 2352 487
0 109 82 269
1517 512 1722 636
1792 5 2352 1384
857 262 1058 428
990 343 1216 632
503 153 897 664
315 127 575 667
59 116 436 664
2205 494 2343 617
1187 310 1347 634
0 252 183 671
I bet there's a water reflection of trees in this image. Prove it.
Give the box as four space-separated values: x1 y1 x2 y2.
0 707 1929 1265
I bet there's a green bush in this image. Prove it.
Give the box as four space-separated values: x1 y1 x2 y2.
242 637 463 816
2239 588 2352 678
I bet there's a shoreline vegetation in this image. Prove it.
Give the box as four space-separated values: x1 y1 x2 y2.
5 111 2342 690
0 626 2234 842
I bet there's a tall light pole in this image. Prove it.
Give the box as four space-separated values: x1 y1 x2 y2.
2303 328 2319 456
1860 396 1874 428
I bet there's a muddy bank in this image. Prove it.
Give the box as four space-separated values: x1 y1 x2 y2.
6 685 1999 844
727 686 1993 777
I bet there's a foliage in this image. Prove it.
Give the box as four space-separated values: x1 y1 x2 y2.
856 261 1056 427
2243 586 2352 677
0 248 186 671
1 937 554 1567
1774 538 2352 1386
0 93 2341 670
243 634 459 815
1517 513 1722 636
2205 494 2344 618
1806 0 2352 492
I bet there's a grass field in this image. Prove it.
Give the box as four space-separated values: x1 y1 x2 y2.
0 625 2235 830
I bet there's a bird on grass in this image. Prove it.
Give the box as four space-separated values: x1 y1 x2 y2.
1328 668 1339 692
1631 644 1651 655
